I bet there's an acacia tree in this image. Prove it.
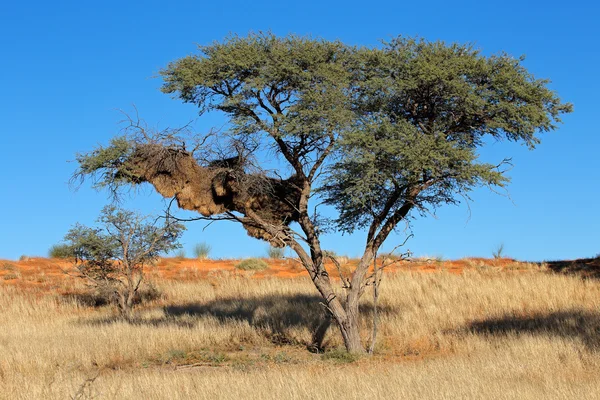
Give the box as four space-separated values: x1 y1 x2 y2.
64 206 185 320
75 34 571 352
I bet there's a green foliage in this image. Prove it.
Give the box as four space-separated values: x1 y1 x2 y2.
65 206 185 280
63 206 185 317
235 258 269 271
48 243 74 259
267 246 285 259
193 242 212 259
322 37 572 234
160 33 355 142
76 33 571 241
73 136 137 191
158 32 571 240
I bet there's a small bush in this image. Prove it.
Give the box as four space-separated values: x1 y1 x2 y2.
492 243 505 259
3 272 21 280
1 262 18 272
193 242 211 259
321 348 361 363
48 243 74 259
174 249 186 259
19 255 30 262
267 246 285 259
235 258 268 271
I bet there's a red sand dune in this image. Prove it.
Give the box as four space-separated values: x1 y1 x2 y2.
0 256 553 295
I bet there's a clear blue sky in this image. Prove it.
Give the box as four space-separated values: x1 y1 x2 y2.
1 0 598 261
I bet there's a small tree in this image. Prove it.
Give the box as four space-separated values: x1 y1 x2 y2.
74 33 571 351
64 206 184 320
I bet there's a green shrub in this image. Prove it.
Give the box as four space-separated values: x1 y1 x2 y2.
235 258 268 271
193 242 211 259
321 348 361 363
267 246 285 259
48 243 74 259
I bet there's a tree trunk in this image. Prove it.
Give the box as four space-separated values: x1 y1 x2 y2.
309 296 365 354
117 290 135 321
306 270 366 353
339 314 364 353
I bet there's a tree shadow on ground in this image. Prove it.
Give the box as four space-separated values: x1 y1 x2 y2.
463 309 600 351
162 294 396 347
84 293 397 350
542 257 600 279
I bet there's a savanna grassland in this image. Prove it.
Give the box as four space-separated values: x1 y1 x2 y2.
2 257 600 399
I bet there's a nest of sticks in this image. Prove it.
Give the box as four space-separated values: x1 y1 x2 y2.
123 144 301 246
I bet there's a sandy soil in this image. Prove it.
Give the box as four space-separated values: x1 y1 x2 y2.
0 256 557 294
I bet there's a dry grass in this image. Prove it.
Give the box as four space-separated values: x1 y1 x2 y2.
2 261 600 399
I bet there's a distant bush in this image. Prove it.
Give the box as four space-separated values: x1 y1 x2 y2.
1 262 18 272
3 272 20 280
492 243 505 259
267 246 285 259
48 243 74 259
193 242 211 259
174 249 186 259
235 258 268 271
19 255 30 262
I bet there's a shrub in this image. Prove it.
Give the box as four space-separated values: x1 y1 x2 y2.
235 258 268 271
174 249 186 259
493 243 505 259
48 243 74 259
321 348 361 363
193 242 211 259
3 272 20 280
267 246 285 259
63 206 184 320
1 262 18 272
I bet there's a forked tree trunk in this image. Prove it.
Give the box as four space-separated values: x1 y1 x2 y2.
330 252 376 354
309 297 365 353
117 289 135 321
